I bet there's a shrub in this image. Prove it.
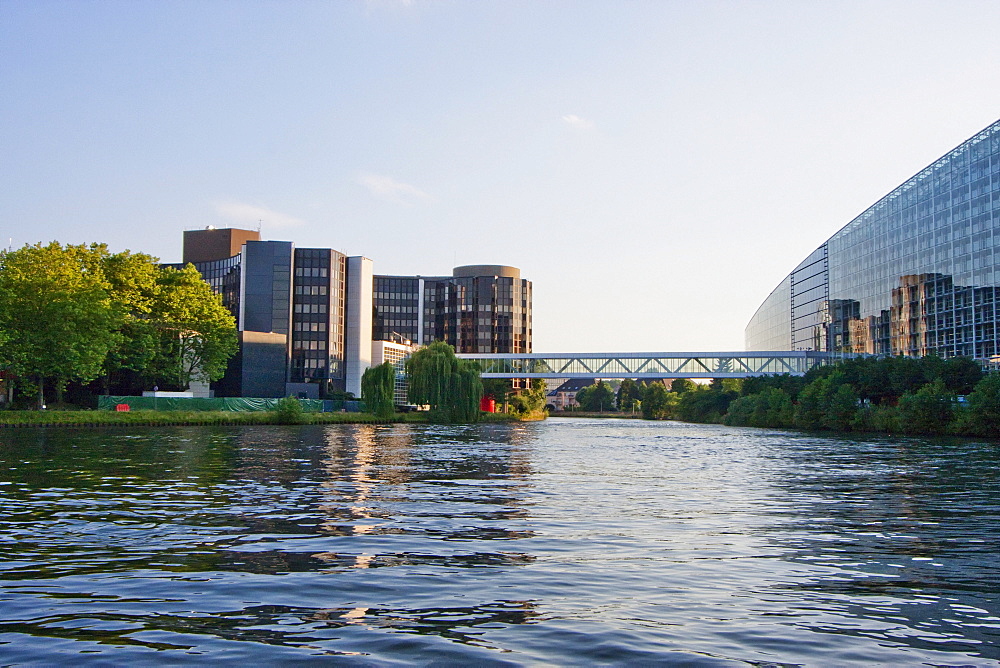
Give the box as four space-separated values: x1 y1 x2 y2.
274 396 306 425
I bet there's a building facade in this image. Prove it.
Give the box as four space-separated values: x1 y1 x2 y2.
180 230 532 398
180 228 371 398
747 119 1000 359
371 340 415 405
373 265 532 354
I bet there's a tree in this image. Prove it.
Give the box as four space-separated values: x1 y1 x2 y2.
576 380 615 411
824 383 859 431
960 373 1000 436
482 378 514 411
0 243 120 408
940 357 982 395
617 379 643 412
642 382 677 419
405 341 483 423
362 362 396 418
724 387 793 428
671 378 696 394
897 379 954 435
793 377 828 430
100 249 163 392
676 382 738 423
509 378 547 415
144 265 238 389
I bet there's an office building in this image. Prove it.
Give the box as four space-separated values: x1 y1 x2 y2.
179 230 533 398
179 228 371 398
371 340 415 405
373 265 532 354
746 119 1000 359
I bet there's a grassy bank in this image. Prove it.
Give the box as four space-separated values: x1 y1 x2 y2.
548 412 643 419
0 409 536 427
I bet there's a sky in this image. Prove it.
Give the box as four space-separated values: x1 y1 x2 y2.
2 0 1000 353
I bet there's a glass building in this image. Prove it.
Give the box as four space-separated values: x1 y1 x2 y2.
747 119 1000 359
179 229 371 399
178 229 531 398
373 265 533 354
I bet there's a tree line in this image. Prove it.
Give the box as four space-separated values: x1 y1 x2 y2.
0 242 238 408
361 341 547 423
570 356 1000 436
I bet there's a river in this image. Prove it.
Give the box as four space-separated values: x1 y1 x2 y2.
0 418 998 665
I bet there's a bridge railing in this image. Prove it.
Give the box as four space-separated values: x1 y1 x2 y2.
456 351 850 379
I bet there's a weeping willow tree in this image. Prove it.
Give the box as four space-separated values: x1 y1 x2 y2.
405 341 483 423
362 361 396 419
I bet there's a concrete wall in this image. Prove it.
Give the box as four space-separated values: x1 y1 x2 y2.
345 256 374 398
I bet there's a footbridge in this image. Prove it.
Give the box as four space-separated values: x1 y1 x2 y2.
456 351 845 379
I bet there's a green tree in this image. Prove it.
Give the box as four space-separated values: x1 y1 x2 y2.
641 382 676 419
824 383 859 431
794 376 831 430
676 382 736 423
939 356 982 395
617 378 643 412
100 249 163 392
960 373 1000 436
671 378 696 394
741 373 806 402
724 387 793 428
0 243 120 408
897 379 954 435
509 378 547 415
888 355 927 401
362 362 396 418
145 265 238 389
482 378 513 410
405 341 483 422
576 380 615 411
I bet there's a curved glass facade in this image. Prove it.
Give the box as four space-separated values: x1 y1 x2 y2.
747 119 1000 358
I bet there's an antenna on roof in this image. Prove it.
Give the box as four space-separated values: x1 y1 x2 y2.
257 219 262 233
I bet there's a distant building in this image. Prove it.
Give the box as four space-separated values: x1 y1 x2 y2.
747 119 1000 359
178 228 371 399
373 264 532 354
371 340 415 405
177 229 532 399
546 378 595 411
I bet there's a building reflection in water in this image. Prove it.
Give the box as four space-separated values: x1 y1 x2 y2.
827 272 1000 358
309 423 539 631
747 119 1000 361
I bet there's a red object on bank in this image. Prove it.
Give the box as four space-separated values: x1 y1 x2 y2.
480 395 495 413
115 404 131 412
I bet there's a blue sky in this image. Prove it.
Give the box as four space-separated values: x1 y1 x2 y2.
3 0 1000 352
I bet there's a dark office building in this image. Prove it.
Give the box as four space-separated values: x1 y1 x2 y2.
180 229 372 398
179 229 529 398
746 119 1000 359
373 264 532 353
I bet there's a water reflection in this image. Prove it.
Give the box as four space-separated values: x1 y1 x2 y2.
756 435 1000 658
1 422 997 664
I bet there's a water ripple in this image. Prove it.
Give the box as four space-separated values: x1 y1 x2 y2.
0 421 998 665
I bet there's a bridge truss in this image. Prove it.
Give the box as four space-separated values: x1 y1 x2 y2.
456 351 844 379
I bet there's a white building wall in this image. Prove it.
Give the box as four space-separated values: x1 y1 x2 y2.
345 256 374 398
372 340 415 405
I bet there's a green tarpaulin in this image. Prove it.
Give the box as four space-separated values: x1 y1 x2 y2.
98 396 365 412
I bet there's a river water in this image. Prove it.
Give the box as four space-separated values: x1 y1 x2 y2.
0 418 998 665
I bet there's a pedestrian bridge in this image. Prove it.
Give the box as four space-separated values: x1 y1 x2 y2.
456 351 844 379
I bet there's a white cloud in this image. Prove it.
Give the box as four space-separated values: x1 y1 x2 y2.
213 201 305 228
357 172 432 204
562 114 595 131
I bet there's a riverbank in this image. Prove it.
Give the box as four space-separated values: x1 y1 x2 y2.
0 410 530 428
548 412 643 419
